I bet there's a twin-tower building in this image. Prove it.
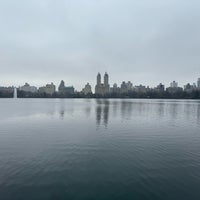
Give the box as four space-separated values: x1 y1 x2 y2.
95 72 110 95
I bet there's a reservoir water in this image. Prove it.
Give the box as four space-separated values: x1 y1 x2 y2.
0 99 200 200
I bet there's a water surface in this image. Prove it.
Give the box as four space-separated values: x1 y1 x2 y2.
0 99 200 200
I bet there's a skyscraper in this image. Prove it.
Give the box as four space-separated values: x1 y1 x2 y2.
104 72 109 86
95 72 110 95
97 73 101 86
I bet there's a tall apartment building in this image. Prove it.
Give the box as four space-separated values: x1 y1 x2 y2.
95 72 110 95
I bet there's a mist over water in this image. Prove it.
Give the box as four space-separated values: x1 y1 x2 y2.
0 99 200 200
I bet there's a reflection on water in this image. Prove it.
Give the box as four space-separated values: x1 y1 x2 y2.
27 99 200 128
0 99 200 200
59 99 65 119
197 104 200 122
94 99 200 128
58 99 75 120
96 99 110 127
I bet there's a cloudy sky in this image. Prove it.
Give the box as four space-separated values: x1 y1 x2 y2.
0 0 200 90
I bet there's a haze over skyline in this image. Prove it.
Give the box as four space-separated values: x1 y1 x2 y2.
0 0 200 90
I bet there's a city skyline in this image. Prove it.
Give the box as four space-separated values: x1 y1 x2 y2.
1 72 200 99
1 72 200 91
1 0 200 89
1 72 200 94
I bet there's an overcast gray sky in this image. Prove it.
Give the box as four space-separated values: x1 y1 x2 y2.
0 0 200 90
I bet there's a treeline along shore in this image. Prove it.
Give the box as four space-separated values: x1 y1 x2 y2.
1 90 200 99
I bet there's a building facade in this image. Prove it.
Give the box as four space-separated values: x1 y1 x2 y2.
184 83 195 93
121 81 128 93
82 83 92 95
95 73 110 95
39 83 56 95
19 83 37 93
110 83 120 94
197 78 200 88
133 85 148 93
155 83 165 92
170 81 178 88
58 80 74 95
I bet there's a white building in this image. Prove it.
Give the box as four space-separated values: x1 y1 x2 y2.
39 83 56 95
19 83 37 93
82 83 92 95
170 81 178 88
110 83 120 93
